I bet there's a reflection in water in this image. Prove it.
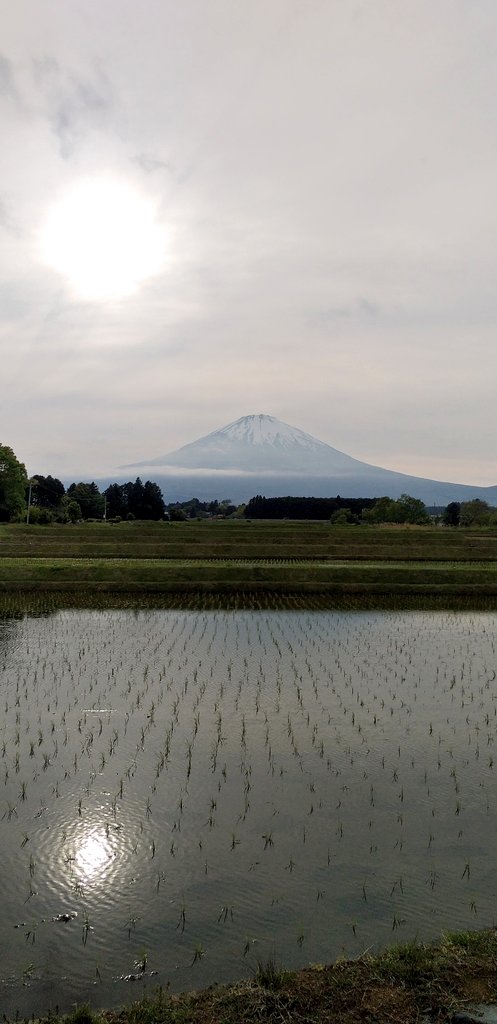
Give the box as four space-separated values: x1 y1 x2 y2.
2 607 497 1021
74 829 113 882
0 619 21 661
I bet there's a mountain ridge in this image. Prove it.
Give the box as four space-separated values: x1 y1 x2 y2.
122 413 389 475
115 413 497 505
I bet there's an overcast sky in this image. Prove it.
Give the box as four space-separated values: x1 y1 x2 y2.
2 0 497 485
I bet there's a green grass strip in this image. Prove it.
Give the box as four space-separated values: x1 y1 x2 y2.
9 928 497 1024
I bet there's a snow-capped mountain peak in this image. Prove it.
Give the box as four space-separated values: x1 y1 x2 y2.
124 414 368 474
117 413 497 506
204 414 329 451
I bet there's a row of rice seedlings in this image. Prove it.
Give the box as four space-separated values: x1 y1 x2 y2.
1 606 496 1013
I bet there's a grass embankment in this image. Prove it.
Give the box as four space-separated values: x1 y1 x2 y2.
2 521 497 595
15 929 497 1024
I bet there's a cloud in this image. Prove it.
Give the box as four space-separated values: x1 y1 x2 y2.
1 1 497 484
0 196 20 236
306 299 381 328
30 57 113 158
132 152 174 177
0 53 15 97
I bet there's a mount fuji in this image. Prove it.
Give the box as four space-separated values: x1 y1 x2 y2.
126 414 372 475
120 414 497 505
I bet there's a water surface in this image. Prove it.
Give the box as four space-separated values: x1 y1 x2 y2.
1 607 496 1016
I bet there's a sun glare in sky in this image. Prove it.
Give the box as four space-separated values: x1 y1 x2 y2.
40 178 167 301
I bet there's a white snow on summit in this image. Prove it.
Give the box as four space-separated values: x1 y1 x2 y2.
127 414 373 474
118 413 497 505
214 414 324 450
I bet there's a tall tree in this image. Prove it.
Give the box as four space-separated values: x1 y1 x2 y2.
459 499 492 527
362 494 430 525
142 480 166 519
126 478 166 519
31 474 65 510
396 494 431 525
67 481 105 519
443 501 461 527
128 478 146 519
103 479 166 520
362 496 399 524
104 483 128 519
0 444 27 521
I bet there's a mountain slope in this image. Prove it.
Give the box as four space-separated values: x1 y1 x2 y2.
123 413 387 475
118 413 497 505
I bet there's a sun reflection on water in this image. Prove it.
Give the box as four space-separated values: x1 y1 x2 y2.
74 829 113 881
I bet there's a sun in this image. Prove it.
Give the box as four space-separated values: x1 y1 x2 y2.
74 828 113 881
40 178 167 301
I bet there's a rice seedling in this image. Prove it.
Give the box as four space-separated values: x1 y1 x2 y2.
176 904 187 932
217 904 234 923
82 912 92 946
2 596 497 1018
190 943 205 966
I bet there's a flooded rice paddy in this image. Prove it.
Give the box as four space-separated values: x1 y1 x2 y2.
1 605 497 1016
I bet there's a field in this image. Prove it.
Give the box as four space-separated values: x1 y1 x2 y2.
8 929 497 1024
2 522 497 1023
2 603 497 1019
2 521 497 595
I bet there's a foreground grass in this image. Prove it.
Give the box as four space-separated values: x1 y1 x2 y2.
2 555 497 594
3 522 497 595
14 929 497 1024
3 521 497 561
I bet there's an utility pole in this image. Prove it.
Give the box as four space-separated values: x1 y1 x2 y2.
26 479 36 524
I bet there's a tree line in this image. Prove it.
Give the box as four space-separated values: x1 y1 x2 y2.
244 495 376 521
244 493 497 526
31 478 165 523
0 446 167 523
2 442 497 527
441 500 497 528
